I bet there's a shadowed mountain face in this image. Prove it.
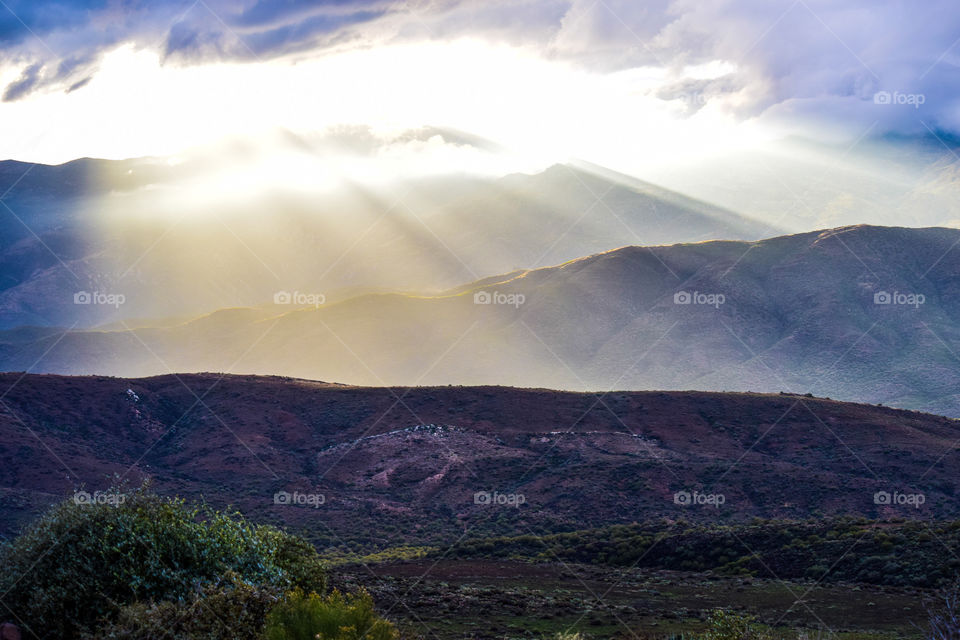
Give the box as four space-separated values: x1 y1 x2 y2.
0 158 774 330
2 225 959 416
1 373 957 544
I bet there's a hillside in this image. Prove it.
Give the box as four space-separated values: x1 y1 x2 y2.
0 158 773 329
3 225 960 416
1 373 958 546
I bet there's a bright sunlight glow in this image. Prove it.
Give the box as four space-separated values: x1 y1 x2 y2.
0 39 774 178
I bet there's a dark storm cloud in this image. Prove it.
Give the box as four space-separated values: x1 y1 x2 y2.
2 62 42 101
232 0 391 29
0 0 187 97
0 0 399 96
163 5 389 60
1 0 960 137
55 53 95 79
65 76 91 92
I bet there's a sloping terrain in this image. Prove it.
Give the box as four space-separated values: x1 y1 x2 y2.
1 373 958 546
3 225 960 416
0 157 772 329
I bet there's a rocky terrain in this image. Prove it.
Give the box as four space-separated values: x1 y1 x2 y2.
1 373 957 547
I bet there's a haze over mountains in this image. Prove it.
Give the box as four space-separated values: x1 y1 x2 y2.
3 139 960 419
2 224 959 416
5 131 960 334
0 154 775 329
643 134 960 232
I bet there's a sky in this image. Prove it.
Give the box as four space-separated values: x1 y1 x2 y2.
0 0 958 174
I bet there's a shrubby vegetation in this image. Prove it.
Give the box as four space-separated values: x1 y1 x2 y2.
88 572 278 640
0 485 390 640
1 489 952 639
548 613 773 640
264 588 397 640
700 610 770 640
323 544 436 567
445 517 960 587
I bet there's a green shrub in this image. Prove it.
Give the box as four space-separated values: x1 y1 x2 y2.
0 485 325 639
264 588 398 640
701 609 770 640
84 572 278 640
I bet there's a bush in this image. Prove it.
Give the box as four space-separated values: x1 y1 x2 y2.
701 609 770 640
264 588 398 640
0 485 326 639
84 572 278 640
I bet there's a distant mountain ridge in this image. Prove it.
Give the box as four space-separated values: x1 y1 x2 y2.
0 157 775 329
0 224 958 416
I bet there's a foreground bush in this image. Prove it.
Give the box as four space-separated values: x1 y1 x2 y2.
264 588 398 640
85 572 278 640
701 610 770 640
0 486 325 639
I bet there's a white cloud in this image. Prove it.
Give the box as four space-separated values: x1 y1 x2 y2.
2 0 959 165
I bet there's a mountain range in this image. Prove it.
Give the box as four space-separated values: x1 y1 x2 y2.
2 224 959 416
643 134 960 233
0 157 774 329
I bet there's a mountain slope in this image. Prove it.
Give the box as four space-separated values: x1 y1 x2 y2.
2 225 959 415
1 373 957 545
0 158 774 329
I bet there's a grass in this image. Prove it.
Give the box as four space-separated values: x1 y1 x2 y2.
332 558 928 640
439 517 960 588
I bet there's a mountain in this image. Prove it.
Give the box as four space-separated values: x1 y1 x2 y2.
0 157 775 330
2 224 960 416
1 373 957 545
642 133 960 232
